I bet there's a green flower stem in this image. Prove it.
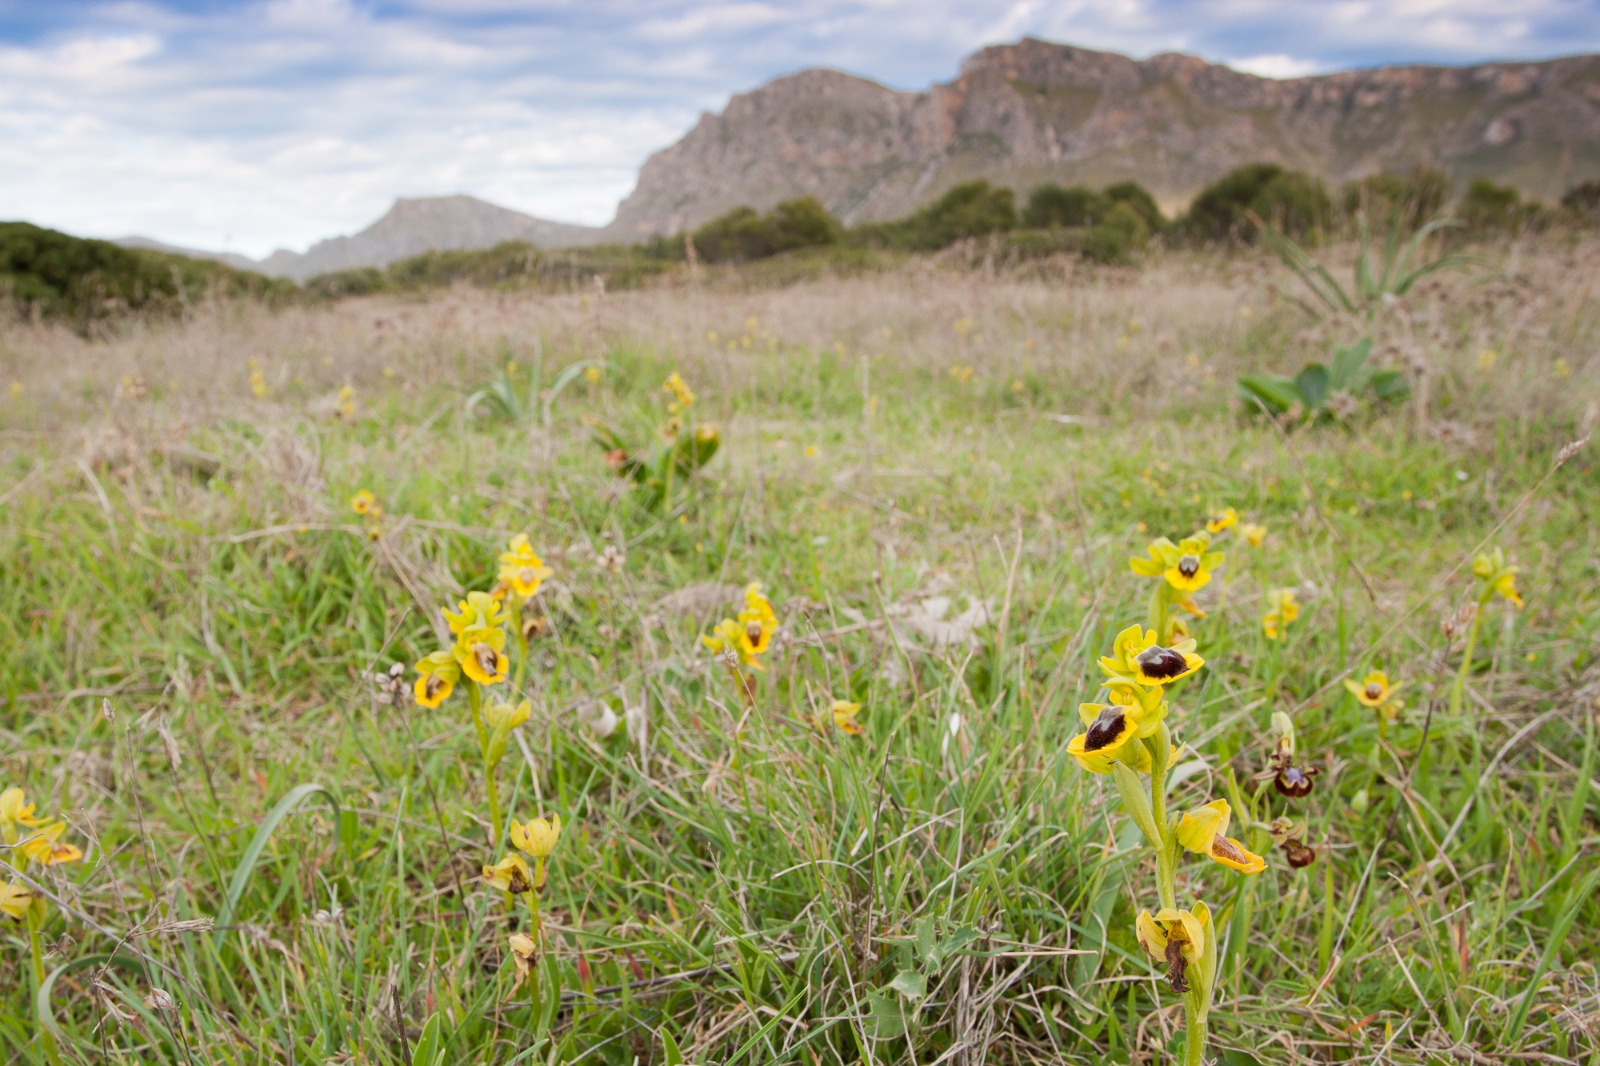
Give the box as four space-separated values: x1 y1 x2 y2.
1448 593 1490 722
467 683 503 847
27 907 61 1066
1146 726 1177 911
1183 1011 1208 1066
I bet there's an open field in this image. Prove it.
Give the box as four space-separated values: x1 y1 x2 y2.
1 241 1598 1065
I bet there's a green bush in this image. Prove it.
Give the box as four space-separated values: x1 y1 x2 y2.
1022 184 1110 229
1180 164 1330 243
0 221 293 333
1104 181 1166 233
1341 167 1449 231
1561 180 1600 223
1461 179 1524 232
1081 202 1151 264
859 181 1018 251
691 197 841 263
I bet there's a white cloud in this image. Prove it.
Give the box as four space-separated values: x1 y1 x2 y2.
1228 53 1327 79
0 0 1594 258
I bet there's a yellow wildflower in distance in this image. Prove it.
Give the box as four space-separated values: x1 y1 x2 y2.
1067 682 1168 773
497 535 553 599
350 490 377 516
1239 522 1267 547
1136 903 1215 995
412 651 460 708
1099 625 1204 686
1175 799 1267 874
831 700 864 735
1205 507 1238 534
1472 547 1523 608
1130 534 1224 593
584 366 602 384
702 618 757 667
1345 670 1404 723
663 372 695 412
738 582 779 657
1262 589 1300 641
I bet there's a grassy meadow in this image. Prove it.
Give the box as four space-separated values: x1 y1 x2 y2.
1 240 1598 1065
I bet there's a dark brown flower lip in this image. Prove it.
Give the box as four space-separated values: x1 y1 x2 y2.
1177 554 1200 577
1136 645 1188 679
1083 706 1128 752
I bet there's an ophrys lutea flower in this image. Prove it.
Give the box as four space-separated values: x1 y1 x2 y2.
1175 799 1266 874
1067 682 1168 773
1344 670 1404 722
454 624 510 686
510 814 562 860
1204 507 1238 534
0 881 30 921
483 852 535 895
497 535 553 600
830 700 864 736
663 371 695 412
1130 534 1224 593
1136 903 1216 996
1261 588 1300 641
1099 625 1204 686
412 651 460 708
1472 547 1523 608
350 490 378 516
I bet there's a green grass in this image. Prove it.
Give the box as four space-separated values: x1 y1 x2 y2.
1 249 1597 1065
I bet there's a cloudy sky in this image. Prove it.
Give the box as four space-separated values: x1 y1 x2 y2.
3 0 1596 258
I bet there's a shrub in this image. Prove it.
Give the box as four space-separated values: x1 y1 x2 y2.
1081 202 1151 264
692 197 841 263
1561 180 1600 223
1181 164 1330 244
1461 179 1523 232
1104 181 1166 233
1022 184 1110 229
0 221 292 333
1341 167 1450 232
892 181 1018 250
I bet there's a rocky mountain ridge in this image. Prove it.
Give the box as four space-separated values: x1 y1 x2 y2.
606 38 1600 237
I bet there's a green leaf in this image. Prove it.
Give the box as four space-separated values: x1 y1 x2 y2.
867 990 909 1039
215 783 342 947
1235 374 1300 415
412 1013 446 1066
1111 761 1160 847
662 1029 686 1066
1369 369 1410 403
915 914 937 968
889 968 927 1000
1328 338 1371 390
1293 363 1330 410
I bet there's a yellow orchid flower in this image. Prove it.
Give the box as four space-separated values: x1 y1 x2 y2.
737 582 779 657
454 625 510 686
1205 507 1238 534
1067 682 1167 773
0 787 49 833
412 651 460 708
1472 547 1524 608
497 535 554 599
1175 799 1267 874
1099 624 1204 686
1344 671 1402 708
20 820 83 867
350 490 377 516
703 617 766 671
510 814 562 860
663 371 695 411
483 853 535 895
1136 903 1215 995
1 881 31 921
1130 534 1224 593
831 700 864 735
1239 523 1267 547
507 931 538 992
443 591 510 636
1262 588 1300 641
